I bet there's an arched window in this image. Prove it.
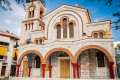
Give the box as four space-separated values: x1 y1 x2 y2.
63 18 67 38
35 55 40 68
26 40 30 45
40 11 43 20
40 39 42 44
94 33 98 38
29 7 34 18
99 32 103 38
96 52 105 67
40 7 44 20
69 23 74 37
25 24 27 30
28 23 30 30
36 40 38 44
57 24 61 39
28 11 31 18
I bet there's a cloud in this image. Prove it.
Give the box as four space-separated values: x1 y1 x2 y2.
113 41 120 48
93 19 100 22
4 19 11 24
10 1 25 19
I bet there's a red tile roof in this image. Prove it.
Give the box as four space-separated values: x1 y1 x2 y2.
0 30 20 40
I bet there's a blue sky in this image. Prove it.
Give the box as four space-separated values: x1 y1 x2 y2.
0 0 120 44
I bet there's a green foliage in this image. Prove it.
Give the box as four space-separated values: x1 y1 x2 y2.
0 0 45 11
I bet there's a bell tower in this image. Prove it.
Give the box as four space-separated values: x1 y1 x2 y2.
20 0 46 45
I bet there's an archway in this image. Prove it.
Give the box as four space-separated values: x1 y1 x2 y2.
44 48 74 78
74 45 114 79
16 50 44 77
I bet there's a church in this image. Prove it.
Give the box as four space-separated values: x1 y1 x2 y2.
16 0 116 79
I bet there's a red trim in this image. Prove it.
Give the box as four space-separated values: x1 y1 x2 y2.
109 62 115 79
16 64 20 77
77 64 80 78
0 30 20 40
28 66 32 77
72 63 77 78
49 65 53 78
42 64 46 78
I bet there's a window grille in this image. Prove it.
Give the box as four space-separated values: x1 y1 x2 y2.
69 23 74 37
94 33 98 38
57 25 61 39
40 39 42 44
63 18 67 38
99 32 103 38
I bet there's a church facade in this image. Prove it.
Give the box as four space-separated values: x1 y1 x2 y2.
17 0 116 79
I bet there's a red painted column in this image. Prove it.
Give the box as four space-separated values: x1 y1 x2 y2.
109 62 115 79
28 66 32 77
77 64 80 78
42 64 46 78
49 65 53 78
16 64 20 77
72 63 77 78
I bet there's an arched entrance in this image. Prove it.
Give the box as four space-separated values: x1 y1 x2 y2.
74 45 114 79
44 48 74 78
16 50 43 77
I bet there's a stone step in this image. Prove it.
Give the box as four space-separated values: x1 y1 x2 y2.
9 77 119 80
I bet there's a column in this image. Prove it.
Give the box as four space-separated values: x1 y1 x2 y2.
49 56 53 78
49 65 52 78
42 64 46 78
77 64 80 78
109 62 115 79
72 63 77 78
28 66 32 77
16 64 20 77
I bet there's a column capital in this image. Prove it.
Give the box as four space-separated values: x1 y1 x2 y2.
17 64 21 67
49 65 53 68
42 64 46 66
109 62 114 65
29 66 32 68
72 63 77 66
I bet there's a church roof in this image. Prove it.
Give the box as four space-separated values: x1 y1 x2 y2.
45 4 88 16
44 4 91 23
0 30 20 40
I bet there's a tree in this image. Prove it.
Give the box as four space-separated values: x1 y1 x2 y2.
85 0 120 31
0 0 45 11
116 54 120 78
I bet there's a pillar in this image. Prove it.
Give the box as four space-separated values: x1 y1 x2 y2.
109 62 115 79
42 64 46 78
77 64 80 78
28 66 32 77
49 65 52 78
72 63 77 78
16 64 20 77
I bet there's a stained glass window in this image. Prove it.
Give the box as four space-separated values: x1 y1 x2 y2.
99 32 103 38
94 33 98 38
63 18 67 38
69 23 74 37
57 24 61 39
